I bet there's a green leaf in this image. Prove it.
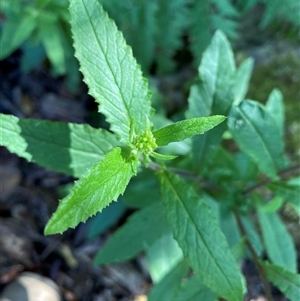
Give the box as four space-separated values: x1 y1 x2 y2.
233 58 254 106
87 201 127 239
44 147 136 235
261 261 300 301
69 0 151 143
153 116 226 146
265 89 284 137
159 171 245 301
38 19 66 75
187 30 235 172
0 114 118 177
268 181 300 214
148 261 189 301
93 202 170 264
147 231 183 283
0 10 37 59
188 31 235 118
173 276 217 301
228 100 285 179
257 208 297 272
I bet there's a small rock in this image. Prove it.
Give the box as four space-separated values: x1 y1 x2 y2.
0 272 62 301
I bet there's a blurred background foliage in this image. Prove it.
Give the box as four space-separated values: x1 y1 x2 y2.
0 0 299 157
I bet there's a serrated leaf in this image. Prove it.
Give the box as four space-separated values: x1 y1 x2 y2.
159 171 245 301
265 89 284 137
93 202 170 264
147 231 183 283
44 147 136 235
257 208 297 272
233 58 254 106
69 0 151 143
0 114 118 177
0 11 37 59
153 116 226 146
148 261 189 301
174 275 217 301
228 100 285 179
261 261 300 301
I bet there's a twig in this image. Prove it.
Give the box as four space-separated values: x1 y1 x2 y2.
233 209 274 301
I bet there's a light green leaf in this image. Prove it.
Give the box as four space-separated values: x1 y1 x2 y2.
257 208 297 272
233 58 254 106
261 261 300 301
174 276 217 301
159 171 245 301
148 261 189 301
153 116 226 146
0 10 37 59
147 231 183 283
0 114 118 177
69 0 151 143
228 100 285 179
44 147 137 235
265 89 284 137
93 202 170 264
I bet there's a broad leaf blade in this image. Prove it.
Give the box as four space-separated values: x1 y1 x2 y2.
44 147 136 235
233 58 254 106
70 0 151 143
174 276 217 301
147 231 183 283
148 261 189 301
153 116 226 146
159 171 245 301
228 100 285 179
257 208 297 272
0 114 118 177
261 261 300 301
94 202 170 264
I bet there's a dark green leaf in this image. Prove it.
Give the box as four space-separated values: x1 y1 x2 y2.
261 261 300 301
159 171 245 301
0 114 118 177
228 100 285 179
257 208 297 272
94 202 170 264
44 147 137 235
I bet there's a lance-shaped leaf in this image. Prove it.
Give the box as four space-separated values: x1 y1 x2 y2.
153 116 226 146
94 202 170 265
159 171 245 301
69 0 151 143
44 147 137 235
174 275 216 301
257 208 297 272
187 31 235 172
261 261 300 301
233 58 254 106
0 114 118 177
228 100 285 179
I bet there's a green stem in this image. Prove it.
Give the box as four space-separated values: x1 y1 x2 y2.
233 210 274 301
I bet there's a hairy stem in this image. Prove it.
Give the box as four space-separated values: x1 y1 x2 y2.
233 210 274 301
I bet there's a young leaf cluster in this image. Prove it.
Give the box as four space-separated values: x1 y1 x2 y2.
0 0 299 300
